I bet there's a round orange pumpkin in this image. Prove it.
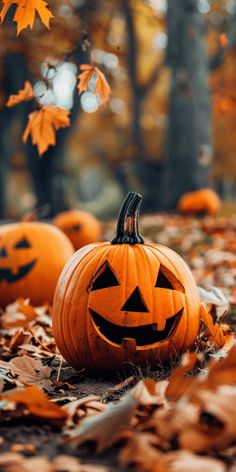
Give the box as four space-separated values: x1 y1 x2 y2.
52 192 201 370
52 210 102 251
177 188 221 216
0 222 74 307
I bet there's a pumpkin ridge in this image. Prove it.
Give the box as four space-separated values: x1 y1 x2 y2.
67 244 112 366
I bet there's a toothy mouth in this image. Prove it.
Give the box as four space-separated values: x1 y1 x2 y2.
90 308 183 347
0 259 37 283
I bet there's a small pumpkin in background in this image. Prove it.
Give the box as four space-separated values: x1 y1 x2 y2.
52 209 102 251
52 192 201 371
0 222 74 307
177 188 221 216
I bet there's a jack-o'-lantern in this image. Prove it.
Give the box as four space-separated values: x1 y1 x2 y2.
52 192 201 370
0 222 74 307
52 210 102 251
178 188 221 216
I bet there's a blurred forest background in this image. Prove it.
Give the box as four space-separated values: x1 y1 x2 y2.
0 0 236 220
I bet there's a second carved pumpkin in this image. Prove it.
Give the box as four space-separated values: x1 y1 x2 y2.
0 222 74 307
53 209 102 251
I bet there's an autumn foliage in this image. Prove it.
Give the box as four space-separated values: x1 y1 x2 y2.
0 0 53 35
5 63 111 156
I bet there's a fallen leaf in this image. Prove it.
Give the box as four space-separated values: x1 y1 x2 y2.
165 352 200 402
0 355 52 389
1 299 37 329
154 451 226 472
78 64 111 104
178 385 236 452
63 391 136 452
6 81 34 107
198 286 229 321
118 432 161 471
0 0 53 35
63 395 105 428
4 385 68 424
200 303 226 348
22 106 70 156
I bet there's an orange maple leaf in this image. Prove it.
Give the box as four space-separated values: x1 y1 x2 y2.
0 0 53 35
5 385 68 423
22 106 70 156
6 81 34 107
78 64 111 104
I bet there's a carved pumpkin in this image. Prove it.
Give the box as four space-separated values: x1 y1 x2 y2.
52 210 102 251
178 188 221 216
0 222 74 307
52 192 201 370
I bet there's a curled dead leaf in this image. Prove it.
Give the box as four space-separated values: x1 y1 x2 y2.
6 81 34 107
0 355 52 389
63 391 136 452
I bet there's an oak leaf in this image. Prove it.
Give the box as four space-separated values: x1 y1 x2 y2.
0 0 53 35
22 106 70 156
6 81 34 107
78 64 111 104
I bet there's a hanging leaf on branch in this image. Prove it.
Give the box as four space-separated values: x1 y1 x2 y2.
6 81 34 107
22 106 70 156
78 64 111 104
0 0 53 35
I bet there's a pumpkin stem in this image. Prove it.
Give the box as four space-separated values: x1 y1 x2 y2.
111 192 144 244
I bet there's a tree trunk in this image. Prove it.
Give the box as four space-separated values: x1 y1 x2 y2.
165 0 212 209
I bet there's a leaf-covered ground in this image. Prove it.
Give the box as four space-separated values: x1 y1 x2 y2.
0 213 236 472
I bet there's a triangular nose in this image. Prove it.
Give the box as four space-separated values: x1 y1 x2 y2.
121 287 149 312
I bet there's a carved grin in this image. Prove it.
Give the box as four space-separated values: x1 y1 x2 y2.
90 308 183 347
0 259 37 283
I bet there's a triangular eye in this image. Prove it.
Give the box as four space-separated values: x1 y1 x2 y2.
14 237 31 249
0 248 7 257
121 287 149 312
155 265 185 293
88 262 119 291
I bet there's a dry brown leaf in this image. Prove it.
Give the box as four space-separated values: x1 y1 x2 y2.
154 451 226 472
165 352 200 402
4 385 68 424
178 386 236 452
63 391 136 452
63 395 105 428
106 375 138 395
0 0 53 35
0 355 52 389
131 378 168 407
78 64 111 104
1 299 37 329
203 343 236 388
6 81 34 107
51 455 83 472
118 432 161 471
22 106 70 156
0 453 108 472
200 303 226 348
